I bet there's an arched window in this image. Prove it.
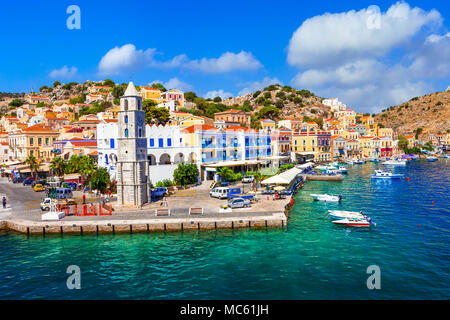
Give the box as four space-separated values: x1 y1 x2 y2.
125 115 128 124
124 99 128 111
138 128 142 137
105 154 109 165
125 129 129 138
137 99 141 110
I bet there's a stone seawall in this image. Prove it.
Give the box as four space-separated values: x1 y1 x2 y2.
0 213 287 235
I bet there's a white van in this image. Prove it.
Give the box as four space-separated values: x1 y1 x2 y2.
55 188 73 199
210 187 229 199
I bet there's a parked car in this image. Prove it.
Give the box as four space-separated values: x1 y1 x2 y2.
224 198 251 209
151 187 168 197
210 187 230 199
62 181 78 190
242 175 255 183
40 198 77 211
12 177 25 184
23 177 35 185
55 188 73 199
33 184 44 192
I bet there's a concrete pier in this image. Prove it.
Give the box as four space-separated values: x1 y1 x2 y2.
0 211 287 235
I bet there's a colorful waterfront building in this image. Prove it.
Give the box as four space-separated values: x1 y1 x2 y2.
278 118 302 132
360 115 378 136
359 136 381 158
292 129 332 162
332 136 347 160
161 89 184 109
260 119 276 132
380 136 394 157
214 109 251 128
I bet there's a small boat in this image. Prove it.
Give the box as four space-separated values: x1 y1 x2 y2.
311 194 342 202
382 159 406 166
369 158 379 162
426 156 438 162
371 170 403 179
328 162 339 168
353 159 365 164
328 210 365 220
337 165 348 174
332 218 372 227
345 160 354 165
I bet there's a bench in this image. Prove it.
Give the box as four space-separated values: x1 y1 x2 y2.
189 207 204 215
155 208 171 217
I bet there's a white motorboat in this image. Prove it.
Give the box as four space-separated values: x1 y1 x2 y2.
332 218 372 227
345 160 354 165
426 156 438 162
353 159 365 164
337 165 348 174
311 194 342 202
328 210 364 220
369 158 379 162
371 170 403 179
329 162 339 168
382 159 406 166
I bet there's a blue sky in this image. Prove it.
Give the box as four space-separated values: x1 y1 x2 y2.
0 0 449 113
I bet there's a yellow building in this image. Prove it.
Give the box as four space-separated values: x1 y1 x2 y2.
140 87 163 102
378 127 393 139
292 129 332 162
168 111 214 128
359 136 381 158
404 135 415 148
260 119 276 132
8 124 59 161
341 130 360 141
360 116 378 136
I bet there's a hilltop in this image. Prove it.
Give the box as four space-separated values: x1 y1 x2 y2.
374 90 450 138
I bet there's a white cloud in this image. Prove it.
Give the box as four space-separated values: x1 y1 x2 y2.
238 77 282 96
98 44 156 76
204 89 233 99
287 2 441 68
287 2 447 112
49 66 78 79
99 45 262 75
150 78 193 91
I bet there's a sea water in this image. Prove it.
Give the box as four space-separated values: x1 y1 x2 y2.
0 160 448 299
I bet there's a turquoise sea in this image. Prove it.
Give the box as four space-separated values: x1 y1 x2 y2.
0 159 449 299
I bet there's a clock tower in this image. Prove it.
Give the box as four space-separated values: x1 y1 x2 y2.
116 81 149 207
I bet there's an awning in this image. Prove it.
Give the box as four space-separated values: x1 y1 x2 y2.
297 162 314 170
261 167 302 185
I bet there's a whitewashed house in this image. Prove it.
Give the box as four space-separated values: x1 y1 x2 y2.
97 122 200 184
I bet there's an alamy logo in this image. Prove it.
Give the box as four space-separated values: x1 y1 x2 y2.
66 265 81 289
366 5 381 30
66 5 81 30
366 265 381 290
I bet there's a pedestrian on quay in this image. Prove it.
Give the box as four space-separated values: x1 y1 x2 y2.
2 196 6 209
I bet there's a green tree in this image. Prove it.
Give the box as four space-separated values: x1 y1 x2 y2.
8 99 24 108
143 99 170 125
90 167 111 193
112 85 125 99
414 127 423 139
184 91 197 102
50 157 66 178
173 163 199 186
151 83 167 92
53 80 61 87
398 134 409 151
258 105 280 120
217 167 234 183
213 96 222 102
25 154 39 178
103 79 115 87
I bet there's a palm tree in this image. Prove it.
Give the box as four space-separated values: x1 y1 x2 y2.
217 167 233 183
25 154 39 179
50 157 66 178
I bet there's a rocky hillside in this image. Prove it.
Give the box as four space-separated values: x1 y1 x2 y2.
374 90 450 137
221 84 331 120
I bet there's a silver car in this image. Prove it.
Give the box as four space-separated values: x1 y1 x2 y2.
227 198 251 208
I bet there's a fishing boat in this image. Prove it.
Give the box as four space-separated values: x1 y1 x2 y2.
382 159 406 166
332 218 372 227
328 210 365 220
426 156 438 162
371 170 403 179
311 194 342 202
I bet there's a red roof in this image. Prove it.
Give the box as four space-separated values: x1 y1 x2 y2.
103 119 118 123
225 126 253 132
22 125 58 133
183 125 217 133
69 139 97 147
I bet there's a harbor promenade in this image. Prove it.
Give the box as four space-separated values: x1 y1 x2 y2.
0 178 290 235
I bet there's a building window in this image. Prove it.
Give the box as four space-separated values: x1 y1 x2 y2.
125 115 128 123
38 138 42 145
158 138 163 148
167 138 172 147
45 138 49 145
138 128 142 137
110 138 115 149
125 129 129 138
149 139 154 147
124 100 128 111
29 138 34 146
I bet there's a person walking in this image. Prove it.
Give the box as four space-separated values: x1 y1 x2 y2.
2 197 6 209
